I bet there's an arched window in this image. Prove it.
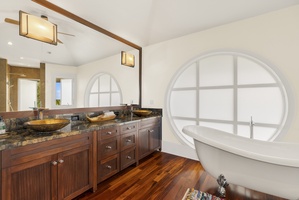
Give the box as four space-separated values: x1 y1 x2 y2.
85 73 122 107
167 52 290 147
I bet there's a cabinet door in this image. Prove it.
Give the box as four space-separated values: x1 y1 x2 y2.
57 144 92 200
149 126 161 151
2 154 57 200
138 128 150 160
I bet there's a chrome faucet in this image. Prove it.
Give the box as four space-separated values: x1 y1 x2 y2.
249 116 255 139
32 107 48 120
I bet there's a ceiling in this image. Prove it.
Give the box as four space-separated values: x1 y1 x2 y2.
1 0 299 67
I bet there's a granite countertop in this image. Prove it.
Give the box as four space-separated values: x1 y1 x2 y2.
0 115 161 151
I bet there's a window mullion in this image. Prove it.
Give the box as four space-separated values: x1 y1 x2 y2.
233 55 238 135
196 60 200 125
98 77 101 107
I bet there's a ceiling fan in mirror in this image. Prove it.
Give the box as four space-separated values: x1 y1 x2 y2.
4 11 75 45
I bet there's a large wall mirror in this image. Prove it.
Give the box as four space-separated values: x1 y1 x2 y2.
0 0 141 112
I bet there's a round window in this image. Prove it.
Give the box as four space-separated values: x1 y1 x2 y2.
167 52 290 147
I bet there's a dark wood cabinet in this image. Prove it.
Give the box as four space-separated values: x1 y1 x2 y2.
138 128 151 159
97 126 120 183
138 117 162 160
120 122 137 170
1 133 93 200
0 115 162 199
97 122 138 182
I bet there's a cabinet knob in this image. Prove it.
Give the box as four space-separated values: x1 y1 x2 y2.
58 159 64 164
106 145 112 149
106 165 112 169
126 139 132 143
148 130 154 133
51 161 58 165
107 131 112 135
126 156 132 159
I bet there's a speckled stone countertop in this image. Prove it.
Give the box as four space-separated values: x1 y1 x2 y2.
0 115 161 151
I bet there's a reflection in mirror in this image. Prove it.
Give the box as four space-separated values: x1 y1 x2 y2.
0 60 45 112
86 73 122 107
18 79 40 111
50 71 76 109
0 0 141 113
55 78 73 106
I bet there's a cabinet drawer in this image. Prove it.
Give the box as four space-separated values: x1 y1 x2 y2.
139 117 161 129
98 137 119 159
120 132 136 150
98 154 119 182
120 147 136 170
120 122 138 134
98 126 119 140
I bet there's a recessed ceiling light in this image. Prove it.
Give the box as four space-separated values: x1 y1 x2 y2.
20 57 24 59
8 41 13 46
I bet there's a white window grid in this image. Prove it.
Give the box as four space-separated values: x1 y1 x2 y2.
167 52 289 147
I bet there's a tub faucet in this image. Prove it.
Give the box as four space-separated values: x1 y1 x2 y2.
249 116 255 139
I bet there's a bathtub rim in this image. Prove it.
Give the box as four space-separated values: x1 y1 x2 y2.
183 125 299 168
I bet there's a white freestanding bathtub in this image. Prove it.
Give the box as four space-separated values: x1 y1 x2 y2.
182 125 299 200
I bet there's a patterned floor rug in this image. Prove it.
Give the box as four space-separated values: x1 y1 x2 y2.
182 188 225 200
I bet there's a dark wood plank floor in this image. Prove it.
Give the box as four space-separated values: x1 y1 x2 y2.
74 152 286 200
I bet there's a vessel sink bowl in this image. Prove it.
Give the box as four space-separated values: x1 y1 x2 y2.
24 119 70 132
132 109 152 117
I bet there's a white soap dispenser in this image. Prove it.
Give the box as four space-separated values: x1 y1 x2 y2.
0 116 6 134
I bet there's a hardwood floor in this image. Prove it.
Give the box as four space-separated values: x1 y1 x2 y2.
74 152 286 200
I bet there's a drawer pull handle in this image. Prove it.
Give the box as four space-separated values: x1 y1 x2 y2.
148 130 154 133
51 161 58 166
126 139 132 142
107 131 112 135
126 126 135 130
106 146 112 149
126 156 132 159
106 165 112 169
58 159 64 164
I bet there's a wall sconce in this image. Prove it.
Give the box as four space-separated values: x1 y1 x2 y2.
121 51 135 67
19 11 58 45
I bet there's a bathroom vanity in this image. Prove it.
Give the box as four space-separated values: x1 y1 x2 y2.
0 114 162 200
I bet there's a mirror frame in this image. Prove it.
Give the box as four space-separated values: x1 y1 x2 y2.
32 0 142 107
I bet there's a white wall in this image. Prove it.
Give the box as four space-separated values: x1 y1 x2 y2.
142 5 299 159
76 50 139 108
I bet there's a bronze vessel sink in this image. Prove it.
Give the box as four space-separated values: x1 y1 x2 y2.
132 109 152 117
24 119 70 132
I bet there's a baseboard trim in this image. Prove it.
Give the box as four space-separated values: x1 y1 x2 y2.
161 140 198 161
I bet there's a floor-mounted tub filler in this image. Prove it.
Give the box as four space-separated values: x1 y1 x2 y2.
182 125 299 200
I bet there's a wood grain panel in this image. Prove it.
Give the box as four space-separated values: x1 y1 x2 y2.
58 145 91 199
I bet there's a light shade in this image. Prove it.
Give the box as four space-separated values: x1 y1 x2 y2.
121 51 135 67
19 11 58 45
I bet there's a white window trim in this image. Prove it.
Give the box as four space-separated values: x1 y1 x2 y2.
166 51 293 148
